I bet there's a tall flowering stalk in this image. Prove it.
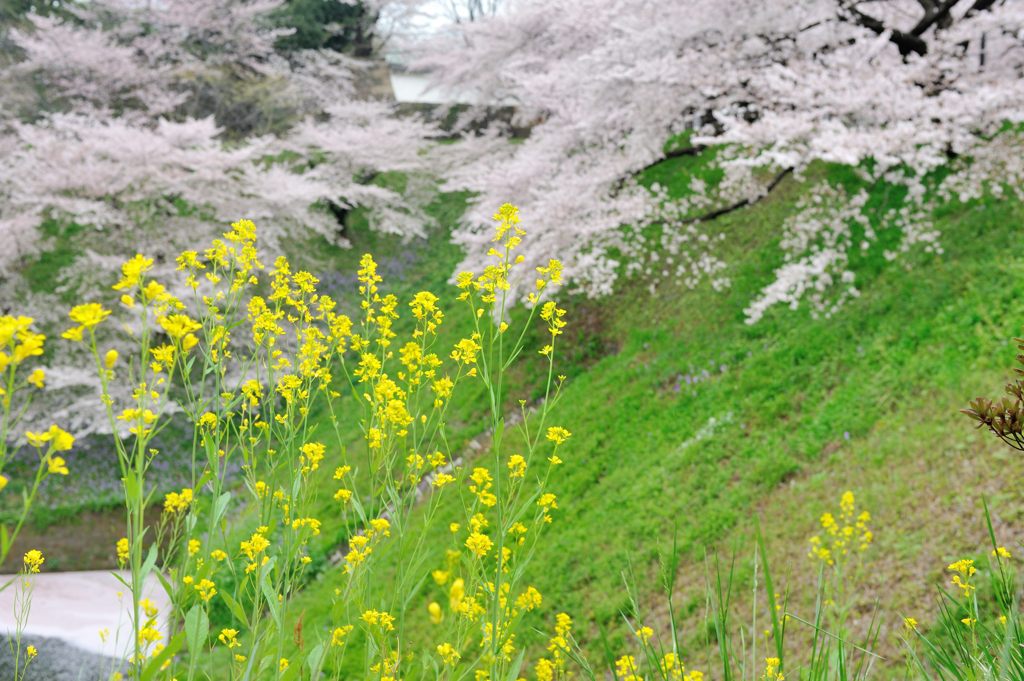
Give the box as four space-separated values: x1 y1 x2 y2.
0 317 68 676
0 316 74 570
62 205 585 680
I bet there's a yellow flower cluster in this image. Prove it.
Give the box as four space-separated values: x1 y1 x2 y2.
37 208 583 680
808 491 873 565
23 549 44 574
762 657 784 681
0 315 45 379
343 517 392 573
163 488 194 515
947 558 977 597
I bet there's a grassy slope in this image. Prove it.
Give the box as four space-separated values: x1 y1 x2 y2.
17 142 1024 676
281 148 1024 678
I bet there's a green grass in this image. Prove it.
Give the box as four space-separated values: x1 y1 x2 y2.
21 218 87 300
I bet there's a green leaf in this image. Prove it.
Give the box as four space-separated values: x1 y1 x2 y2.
140 543 159 581
111 571 132 590
154 570 173 599
260 571 282 628
305 642 327 679
184 604 210 659
195 469 214 490
505 648 526 681
220 589 248 625
211 491 231 528
123 473 141 505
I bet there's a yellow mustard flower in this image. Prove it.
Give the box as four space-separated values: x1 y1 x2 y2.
23 549 44 573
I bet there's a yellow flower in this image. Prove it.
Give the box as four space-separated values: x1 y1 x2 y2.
763 657 784 681
49 425 74 452
194 578 217 602
538 493 558 509
139 624 163 646
299 441 326 473
218 628 240 649
432 473 455 488
636 625 654 644
68 303 111 329
158 314 201 341
451 337 482 365
948 558 977 597
449 579 465 611
465 531 493 558
27 368 45 389
104 349 118 369
240 529 270 561
116 537 129 565
151 346 178 372
536 658 555 681
992 546 1012 559
164 488 194 514
0 475 8 492
508 454 526 478
240 379 263 407
24 429 50 448
47 456 69 476
23 549 44 573
515 586 543 611
437 642 460 665
904 617 918 631
26 645 37 660
117 407 158 436
361 609 396 631
808 491 872 565
331 625 353 647
25 425 73 452
112 254 154 291
546 426 571 445
141 598 158 618
279 658 289 672
615 655 639 681
428 601 443 624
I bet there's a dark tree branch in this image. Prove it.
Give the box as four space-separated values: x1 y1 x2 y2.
842 0 1000 57
966 0 999 17
908 0 963 36
842 4 930 55
665 144 707 160
681 167 794 225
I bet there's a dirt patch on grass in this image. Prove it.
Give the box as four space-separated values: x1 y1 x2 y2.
6 505 164 572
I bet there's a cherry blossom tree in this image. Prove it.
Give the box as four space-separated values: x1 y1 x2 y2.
410 0 1024 317
0 0 437 434
0 0 435 279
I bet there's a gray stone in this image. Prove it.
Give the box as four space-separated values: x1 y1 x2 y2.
0 634 120 681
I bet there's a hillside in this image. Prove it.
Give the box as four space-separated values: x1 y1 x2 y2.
270 147 1024 676
10 140 1024 678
